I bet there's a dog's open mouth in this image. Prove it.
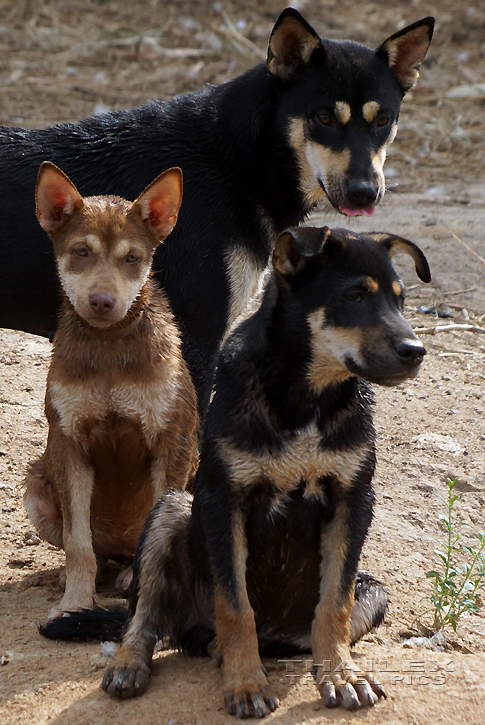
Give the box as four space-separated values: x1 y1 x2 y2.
318 180 376 218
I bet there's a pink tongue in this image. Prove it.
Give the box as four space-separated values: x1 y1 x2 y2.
339 206 375 217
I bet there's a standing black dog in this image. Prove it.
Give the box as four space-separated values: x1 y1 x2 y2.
0 9 433 411
42 226 431 716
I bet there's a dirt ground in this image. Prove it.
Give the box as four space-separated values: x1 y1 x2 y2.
1 1 485 723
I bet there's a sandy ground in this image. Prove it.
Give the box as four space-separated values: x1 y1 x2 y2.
1 1 485 723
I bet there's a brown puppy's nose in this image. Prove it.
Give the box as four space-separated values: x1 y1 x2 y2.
89 293 114 314
394 339 426 365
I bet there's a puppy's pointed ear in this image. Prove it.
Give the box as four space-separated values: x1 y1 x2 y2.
131 167 183 244
273 226 330 278
35 161 83 236
267 8 322 81
376 17 434 93
366 232 431 282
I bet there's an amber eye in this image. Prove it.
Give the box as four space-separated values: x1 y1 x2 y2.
376 115 390 127
73 248 88 257
125 253 139 263
316 112 332 126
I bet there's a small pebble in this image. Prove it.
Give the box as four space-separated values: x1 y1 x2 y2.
23 531 42 546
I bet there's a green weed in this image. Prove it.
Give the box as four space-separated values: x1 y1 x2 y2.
426 478 485 632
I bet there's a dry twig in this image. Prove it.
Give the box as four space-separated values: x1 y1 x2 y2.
414 323 485 335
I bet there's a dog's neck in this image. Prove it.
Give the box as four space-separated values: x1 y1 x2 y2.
64 292 146 341
78 312 143 340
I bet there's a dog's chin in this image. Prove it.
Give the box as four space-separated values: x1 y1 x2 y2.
344 358 422 387
371 369 421 387
78 312 128 329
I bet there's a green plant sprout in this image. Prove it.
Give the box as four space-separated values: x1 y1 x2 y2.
426 478 485 632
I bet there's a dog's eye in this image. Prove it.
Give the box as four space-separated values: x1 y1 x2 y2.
125 253 139 263
316 112 332 126
344 290 363 302
73 248 88 258
376 115 390 128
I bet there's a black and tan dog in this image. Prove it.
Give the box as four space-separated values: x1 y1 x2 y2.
43 226 430 715
0 9 434 413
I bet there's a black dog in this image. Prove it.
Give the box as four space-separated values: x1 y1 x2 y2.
0 9 433 412
42 226 430 717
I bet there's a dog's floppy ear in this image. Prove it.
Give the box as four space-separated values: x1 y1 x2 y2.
131 167 183 243
35 161 83 236
267 8 322 81
366 232 431 283
375 17 434 93
273 226 330 277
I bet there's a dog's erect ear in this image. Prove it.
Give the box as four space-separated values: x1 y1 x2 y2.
375 17 434 93
366 232 431 283
273 226 330 277
132 167 183 243
267 8 322 81
35 161 83 236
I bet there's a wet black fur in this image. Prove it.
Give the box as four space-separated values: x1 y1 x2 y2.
0 10 432 413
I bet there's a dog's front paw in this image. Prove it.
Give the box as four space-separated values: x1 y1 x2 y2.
101 659 151 699
47 591 98 622
315 666 386 710
224 685 279 719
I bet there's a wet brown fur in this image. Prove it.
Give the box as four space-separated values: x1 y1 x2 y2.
24 163 199 621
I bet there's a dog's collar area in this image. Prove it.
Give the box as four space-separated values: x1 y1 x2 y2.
76 310 144 341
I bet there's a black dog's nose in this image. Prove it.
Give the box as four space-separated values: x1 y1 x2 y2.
345 180 378 207
394 339 426 365
89 293 115 314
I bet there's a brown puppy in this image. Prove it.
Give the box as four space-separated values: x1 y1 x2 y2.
24 162 198 621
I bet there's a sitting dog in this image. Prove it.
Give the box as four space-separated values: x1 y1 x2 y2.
42 226 430 715
0 9 434 414
24 162 198 620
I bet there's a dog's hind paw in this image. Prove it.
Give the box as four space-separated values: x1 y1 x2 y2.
114 565 133 597
224 686 279 719
101 660 151 699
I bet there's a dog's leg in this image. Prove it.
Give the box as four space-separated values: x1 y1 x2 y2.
101 588 156 699
47 446 97 620
311 503 386 709
24 457 64 548
206 504 279 718
102 492 191 699
148 404 199 503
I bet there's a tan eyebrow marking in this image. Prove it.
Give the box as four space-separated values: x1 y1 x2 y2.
362 101 380 123
334 101 351 125
392 281 402 297
364 276 379 293
84 234 102 254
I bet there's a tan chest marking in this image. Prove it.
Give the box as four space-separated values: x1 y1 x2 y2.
48 374 180 445
220 423 370 495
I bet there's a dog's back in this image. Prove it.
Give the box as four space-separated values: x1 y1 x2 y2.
0 10 434 414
